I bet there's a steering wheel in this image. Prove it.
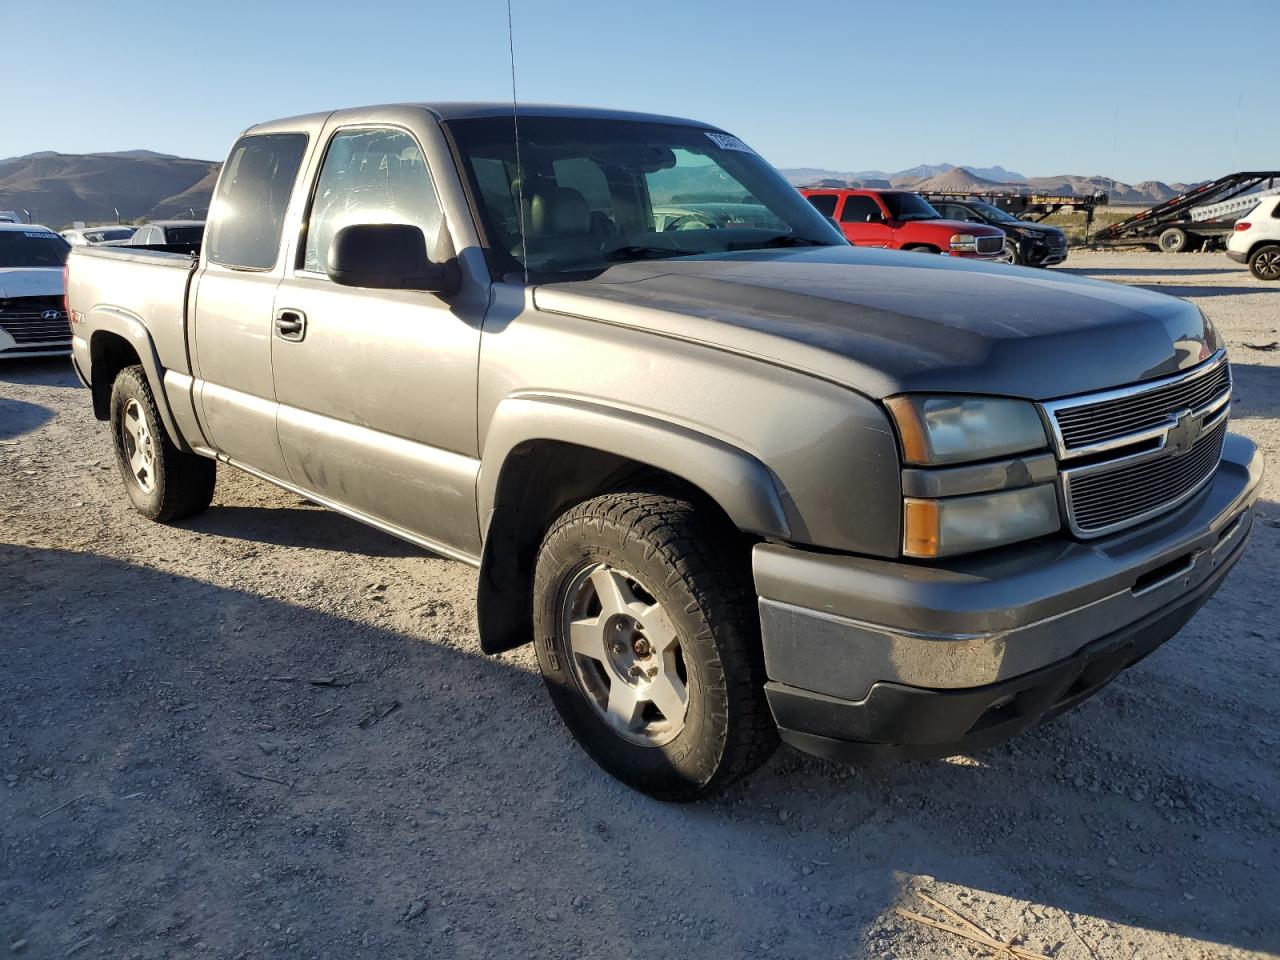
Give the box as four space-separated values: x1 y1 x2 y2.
664 214 721 232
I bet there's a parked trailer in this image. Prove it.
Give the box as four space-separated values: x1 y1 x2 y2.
1093 171 1280 252
920 191 1107 239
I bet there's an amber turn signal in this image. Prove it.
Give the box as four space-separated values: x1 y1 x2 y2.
902 497 940 558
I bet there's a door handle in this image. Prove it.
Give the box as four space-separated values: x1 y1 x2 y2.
275 309 306 341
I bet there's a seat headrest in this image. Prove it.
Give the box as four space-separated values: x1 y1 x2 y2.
530 186 591 236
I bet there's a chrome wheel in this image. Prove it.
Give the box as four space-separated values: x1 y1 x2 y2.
119 398 156 493
560 562 688 746
994 240 1018 264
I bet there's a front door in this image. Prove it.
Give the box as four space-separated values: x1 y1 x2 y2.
270 124 484 558
837 194 893 247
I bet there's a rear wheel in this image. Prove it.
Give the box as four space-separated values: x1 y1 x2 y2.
532 492 777 801
1249 244 1280 281
110 365 216 521
1158 227 1190 253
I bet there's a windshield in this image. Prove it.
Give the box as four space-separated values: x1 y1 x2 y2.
968 201 1021 223
0 230 70 268
882 193 940 222
447 117 842 281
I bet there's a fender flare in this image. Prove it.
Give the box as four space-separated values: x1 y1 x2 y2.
86 307 188 450
473 395 792 654
478 394 793 542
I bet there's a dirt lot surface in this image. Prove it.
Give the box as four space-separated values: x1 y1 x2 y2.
2 251 1278 959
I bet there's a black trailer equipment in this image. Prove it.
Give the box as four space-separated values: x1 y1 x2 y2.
1093 171 1280 252
921 190 1107 231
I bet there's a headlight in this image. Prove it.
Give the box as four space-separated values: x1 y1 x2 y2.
903 485 1060 558
949 233 978 251
884 395 1049 465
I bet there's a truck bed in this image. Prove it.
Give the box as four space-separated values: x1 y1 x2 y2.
66 244 198 377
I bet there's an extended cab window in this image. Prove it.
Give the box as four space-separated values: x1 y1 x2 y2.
806 194 837 217
840 195 883 223
303 127 443 274
206 133 308 270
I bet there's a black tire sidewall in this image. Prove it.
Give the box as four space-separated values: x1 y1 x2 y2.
109 368 166 519
1250 245 1280 281
533 507 738 799
1160 229 1186 253
1002 239 1020 265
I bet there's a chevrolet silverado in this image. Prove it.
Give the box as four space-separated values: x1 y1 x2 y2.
66 103 1262 800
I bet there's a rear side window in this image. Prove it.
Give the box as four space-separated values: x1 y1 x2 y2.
207 133 308 270
303 127 443 274
840 195 882 222
806 194 837 217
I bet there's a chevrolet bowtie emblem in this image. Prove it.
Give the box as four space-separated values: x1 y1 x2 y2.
1165 408 1201 456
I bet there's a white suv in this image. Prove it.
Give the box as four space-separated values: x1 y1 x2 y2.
1227 195 1280 281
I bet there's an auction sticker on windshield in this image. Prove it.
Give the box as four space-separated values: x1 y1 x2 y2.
704 132 754 154
24 231 60 240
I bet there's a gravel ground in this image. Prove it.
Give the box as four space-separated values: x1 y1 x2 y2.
1 250 1277 960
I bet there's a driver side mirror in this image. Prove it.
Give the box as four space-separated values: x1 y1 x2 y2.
328 223 459 295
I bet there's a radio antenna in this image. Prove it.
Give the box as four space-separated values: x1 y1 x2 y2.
506 0 529 285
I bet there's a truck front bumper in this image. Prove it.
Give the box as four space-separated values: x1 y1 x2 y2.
754 433 1263 763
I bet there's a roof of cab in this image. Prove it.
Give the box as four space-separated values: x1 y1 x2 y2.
244 102 718 136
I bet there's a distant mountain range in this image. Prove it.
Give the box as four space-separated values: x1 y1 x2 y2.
0 151 218 227
0 149 1201 229
780 163 1198 204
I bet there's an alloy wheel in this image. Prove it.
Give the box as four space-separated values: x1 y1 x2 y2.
559 562 689 746
119 398 157 493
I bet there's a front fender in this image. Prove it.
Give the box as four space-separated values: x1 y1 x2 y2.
477 394 792 542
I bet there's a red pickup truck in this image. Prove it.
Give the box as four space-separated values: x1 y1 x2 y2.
801 188 1005 259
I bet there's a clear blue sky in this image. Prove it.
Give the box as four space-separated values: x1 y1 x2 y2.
4 0 1275 183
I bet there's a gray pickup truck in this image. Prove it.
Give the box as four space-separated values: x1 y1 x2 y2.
66 103 1262 801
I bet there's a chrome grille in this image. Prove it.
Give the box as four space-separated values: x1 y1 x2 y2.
1048 353 1230 455
0 296 71 345
976 236 1003 255
1065 419 1227 535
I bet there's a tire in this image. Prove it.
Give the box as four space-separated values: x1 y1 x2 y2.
1249 244 1280 281
903 245 940 254
532 492 777 801
995 239 1020 265
109 365 216 521
1158 227 1189 253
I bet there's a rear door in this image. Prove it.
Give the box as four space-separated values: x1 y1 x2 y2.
838 194 893 247
191 132 310 479
269 121 484 558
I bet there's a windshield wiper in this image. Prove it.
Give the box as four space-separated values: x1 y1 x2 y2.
601 245 690 262
728 234 830 251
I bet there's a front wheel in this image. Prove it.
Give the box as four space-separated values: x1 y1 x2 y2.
532 492 777 801
1249 244 1280 281
994 239 1020 265
110 365 216 521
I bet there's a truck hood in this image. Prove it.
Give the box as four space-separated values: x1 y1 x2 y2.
1007 220 1066 237
0 267 64 299
921 219 1004 237
533 246 1219 400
